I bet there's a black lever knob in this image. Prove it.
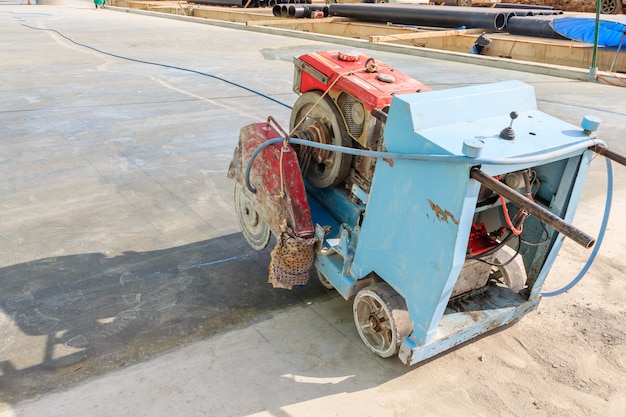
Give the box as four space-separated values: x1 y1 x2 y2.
500 111 518 140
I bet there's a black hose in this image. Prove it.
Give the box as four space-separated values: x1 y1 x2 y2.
506 16 568 39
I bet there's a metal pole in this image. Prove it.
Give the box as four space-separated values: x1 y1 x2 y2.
589 0 601 81
469 168 595 249
590 144 626 167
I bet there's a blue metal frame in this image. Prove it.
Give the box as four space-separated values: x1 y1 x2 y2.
307 81 594 365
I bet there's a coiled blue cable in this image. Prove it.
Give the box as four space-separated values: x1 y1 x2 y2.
541 157 613 297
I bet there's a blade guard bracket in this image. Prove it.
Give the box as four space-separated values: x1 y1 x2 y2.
228 122 314 239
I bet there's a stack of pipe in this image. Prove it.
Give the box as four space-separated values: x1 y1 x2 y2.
486 8 563 17
494 4 556 11
192 2 568 41
273 4 329 18
269 0 311 6
193 0 260 7
193 0 313 7
325 4 567 38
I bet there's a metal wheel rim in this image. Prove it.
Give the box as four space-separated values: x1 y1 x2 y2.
354 291 396 357
234 183 271 251
601 0 622 14
353 283 412 358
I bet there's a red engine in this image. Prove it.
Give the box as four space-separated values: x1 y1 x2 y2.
291 50 430 193
293 50 429 149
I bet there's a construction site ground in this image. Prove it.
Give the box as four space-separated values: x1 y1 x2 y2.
0 1 625 416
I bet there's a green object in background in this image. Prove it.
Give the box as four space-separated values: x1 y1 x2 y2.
589 0 601 82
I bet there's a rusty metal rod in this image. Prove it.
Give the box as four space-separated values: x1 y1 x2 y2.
470 168 595 249
590 144 626 167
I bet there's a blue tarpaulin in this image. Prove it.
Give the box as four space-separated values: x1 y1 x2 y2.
551 16 626 48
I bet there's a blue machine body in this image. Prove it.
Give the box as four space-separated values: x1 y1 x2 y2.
307 80 595 365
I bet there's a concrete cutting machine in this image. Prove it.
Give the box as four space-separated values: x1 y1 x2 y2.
227 50 624 365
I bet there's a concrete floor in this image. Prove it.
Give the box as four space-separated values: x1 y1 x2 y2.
0 1 625 416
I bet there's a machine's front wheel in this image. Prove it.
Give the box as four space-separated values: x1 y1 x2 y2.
353 283 412 358
234 183 271 251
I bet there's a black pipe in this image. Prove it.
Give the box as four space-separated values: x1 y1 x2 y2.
288 5 329 18
506 16 567 39
327 4 510 31
289 4 306 18
469 168 595 249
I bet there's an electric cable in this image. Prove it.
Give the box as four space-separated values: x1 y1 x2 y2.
597 73 626 88
541 157 613 297
520 221 550 246
473 236 522 268
17 22 293 110
467 231 515 261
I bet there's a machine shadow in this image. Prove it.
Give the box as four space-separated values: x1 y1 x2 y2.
0 230 521 415
0 233 338 407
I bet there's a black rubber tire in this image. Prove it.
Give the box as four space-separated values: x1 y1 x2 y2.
601 0 623 14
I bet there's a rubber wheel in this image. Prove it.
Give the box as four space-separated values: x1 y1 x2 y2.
290 91 352 189
234 183 271 251
492 245 527 293
601 0 623 14
353 283 412 358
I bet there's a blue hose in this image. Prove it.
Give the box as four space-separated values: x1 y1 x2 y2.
541 157 613 297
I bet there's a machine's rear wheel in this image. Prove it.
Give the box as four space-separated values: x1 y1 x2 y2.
290 91 352 189
353 283 412 358
492 245 528 293
234 183 271 250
